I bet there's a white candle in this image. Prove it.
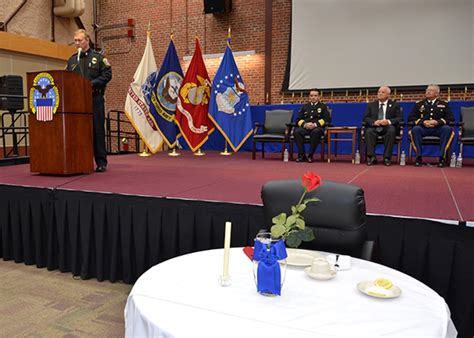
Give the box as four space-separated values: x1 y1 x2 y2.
223 221 232 277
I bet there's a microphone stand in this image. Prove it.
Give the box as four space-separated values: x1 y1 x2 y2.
77 49 84 77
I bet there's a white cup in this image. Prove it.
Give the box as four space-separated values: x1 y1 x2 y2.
310 258 334 275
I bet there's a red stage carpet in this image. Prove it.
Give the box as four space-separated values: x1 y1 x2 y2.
0 152 472 222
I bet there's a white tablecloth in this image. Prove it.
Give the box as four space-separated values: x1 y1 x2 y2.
125 248 457 337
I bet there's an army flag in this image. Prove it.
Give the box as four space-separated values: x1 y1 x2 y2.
209 42 252 152
175 38 214 152
149 38 183 148
124 31 163 153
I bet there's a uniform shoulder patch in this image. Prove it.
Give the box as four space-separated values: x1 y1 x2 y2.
103 58 111 67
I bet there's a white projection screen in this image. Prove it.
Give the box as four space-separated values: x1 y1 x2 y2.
289 0 474 90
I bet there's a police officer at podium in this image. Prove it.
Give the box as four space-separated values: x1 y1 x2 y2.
66 29 112 172
294 89 331 162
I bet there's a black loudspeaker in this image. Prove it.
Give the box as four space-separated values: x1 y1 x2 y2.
204 0 232 14
0 75 24 111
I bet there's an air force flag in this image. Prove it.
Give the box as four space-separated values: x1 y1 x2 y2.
209 44 252 152
149 39 183 148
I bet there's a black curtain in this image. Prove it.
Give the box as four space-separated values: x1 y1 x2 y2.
0 184 472 336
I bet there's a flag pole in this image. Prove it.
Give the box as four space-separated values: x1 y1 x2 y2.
139 149 151 157
169 147 180 156
139 146 152 157
138 139 151 157
194 148 205 156
220 141 232 156
139 21 152 158
168 29 180 158
169 140 181 156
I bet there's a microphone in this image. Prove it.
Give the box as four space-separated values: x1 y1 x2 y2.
77 47 82 62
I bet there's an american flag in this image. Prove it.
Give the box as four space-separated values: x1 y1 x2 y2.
36 99 53 122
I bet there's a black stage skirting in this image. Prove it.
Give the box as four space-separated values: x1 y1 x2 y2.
1 184 473 336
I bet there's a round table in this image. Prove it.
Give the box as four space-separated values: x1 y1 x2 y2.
125 248 457 337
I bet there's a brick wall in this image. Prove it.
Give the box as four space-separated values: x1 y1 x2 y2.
98 0 473 113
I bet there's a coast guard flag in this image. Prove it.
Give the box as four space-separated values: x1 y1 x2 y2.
149 39 183 148
209 43 252 152
175 39 214 151
124 32 163 153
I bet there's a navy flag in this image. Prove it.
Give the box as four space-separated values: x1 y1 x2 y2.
209 42 252 152
149 39 183 148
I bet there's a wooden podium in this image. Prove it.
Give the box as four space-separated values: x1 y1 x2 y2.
27 70 94 175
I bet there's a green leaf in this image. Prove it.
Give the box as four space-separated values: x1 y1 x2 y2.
285 233 302 248
296 227 315 242
272 213 286 226
297 204 306 213
303 197 320 204
291 206 297 214
271 224 286 238
285 214 298 226
295 217 305 229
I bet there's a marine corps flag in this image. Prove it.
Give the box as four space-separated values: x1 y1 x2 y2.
124 31 163 153
209 39 252 152
149 38 183 148
175 38 214 151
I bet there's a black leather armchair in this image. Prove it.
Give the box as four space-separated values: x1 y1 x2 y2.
261 179 373 259
252 109 294 160
459 106 474 157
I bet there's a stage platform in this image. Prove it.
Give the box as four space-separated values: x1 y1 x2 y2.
0 151 472 223
1 152 473 336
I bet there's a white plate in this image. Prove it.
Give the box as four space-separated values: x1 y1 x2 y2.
357 280 402 299
286 248 321 266
304 266 336 280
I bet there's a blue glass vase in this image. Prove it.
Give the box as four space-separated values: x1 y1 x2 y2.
252 232 287 296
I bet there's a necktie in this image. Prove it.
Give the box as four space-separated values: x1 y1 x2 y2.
378 103 384 119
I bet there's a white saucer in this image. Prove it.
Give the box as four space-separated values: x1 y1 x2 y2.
286 248 321 267
357 280 402 299
304 266 336 280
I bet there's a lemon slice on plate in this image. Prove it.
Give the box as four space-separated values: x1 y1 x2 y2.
374 278 393 289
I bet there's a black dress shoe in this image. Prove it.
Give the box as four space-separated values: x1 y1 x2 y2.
438 159 445 168
415 157 423 167
95 165 107 172
383 158 391 166
367 156 377 166
296 155 307 163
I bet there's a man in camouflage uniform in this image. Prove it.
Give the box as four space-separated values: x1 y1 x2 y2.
67 29 112 172
294 89 331 162
408 84 454 167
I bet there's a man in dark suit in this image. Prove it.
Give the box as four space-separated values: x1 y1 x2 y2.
294 89 331 163
408 84 454 167
363 86 402 166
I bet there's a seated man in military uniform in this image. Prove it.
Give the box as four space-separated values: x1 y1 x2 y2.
408 84 454 167
294 89 331 163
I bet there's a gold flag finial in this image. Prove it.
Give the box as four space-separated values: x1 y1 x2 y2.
146 21 151 38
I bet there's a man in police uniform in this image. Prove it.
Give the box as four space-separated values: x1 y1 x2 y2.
66 29 112 172
294 89 331 162
408 84 454 167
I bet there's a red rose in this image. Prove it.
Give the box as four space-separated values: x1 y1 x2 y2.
301 172 321 192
